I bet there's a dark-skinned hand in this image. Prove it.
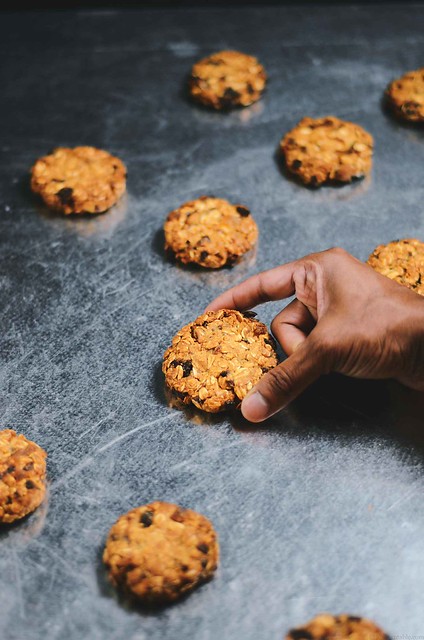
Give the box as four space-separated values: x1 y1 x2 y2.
206 248 424 422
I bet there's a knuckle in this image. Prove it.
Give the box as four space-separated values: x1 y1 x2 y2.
255 273 271 305
293 260 319 300
327 246 347 257
299 247 348 270
320 246 349 265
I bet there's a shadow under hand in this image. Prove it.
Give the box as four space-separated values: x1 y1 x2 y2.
289 373 424 455
152 355 424 454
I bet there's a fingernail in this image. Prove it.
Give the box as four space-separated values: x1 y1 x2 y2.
241 391 270 422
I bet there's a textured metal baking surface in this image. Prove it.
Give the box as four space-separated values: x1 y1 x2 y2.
0 5 423 639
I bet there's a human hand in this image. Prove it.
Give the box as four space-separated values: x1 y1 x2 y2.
206 248 424 422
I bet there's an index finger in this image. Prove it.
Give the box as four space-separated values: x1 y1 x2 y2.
205 261 298 312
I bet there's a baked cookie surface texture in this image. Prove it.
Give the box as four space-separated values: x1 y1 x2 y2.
164 196 258 269
367 239 424 296
103 501 219 603
386 68 424 122
280 116 373 186
0 429 47 524
286 613 389 640
31 146 126 214
189 50 267 109
163 309 278 413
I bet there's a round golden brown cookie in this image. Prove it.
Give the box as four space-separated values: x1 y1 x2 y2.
103 501 219 604
164 196 258 269
385 68 424 122
31 146 127 215
367 238 424 296
189 50 266 109
286 613 390 640
0 429 47 524
280 116 374 186
162 309 278 413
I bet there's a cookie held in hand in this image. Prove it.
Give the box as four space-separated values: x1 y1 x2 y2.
163 309 278 413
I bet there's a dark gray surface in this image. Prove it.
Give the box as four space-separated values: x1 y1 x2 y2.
0 5 424 639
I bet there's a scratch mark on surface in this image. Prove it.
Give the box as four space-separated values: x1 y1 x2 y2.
11 546 25 620
104 279 135 296
97 234 151 278
51 414 170 490
97 414 170 453
29 285 158 368
32 540 94 588
78 411 116 439
386 488 417 512
50 455 95 491
169 439 240 472
47 563 58 594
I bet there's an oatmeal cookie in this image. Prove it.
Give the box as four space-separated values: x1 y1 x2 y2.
367 238 424 296
280 116 373 186
103 501 219 603
31 146 126 214
164 196 258 269
162 309 278 413
286 613 389 640
0 429 47 524
386 68 424 122
189 50 266 109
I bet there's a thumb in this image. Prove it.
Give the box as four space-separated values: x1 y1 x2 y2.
241 334 330 422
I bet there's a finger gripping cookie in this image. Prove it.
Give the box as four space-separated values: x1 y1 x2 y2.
286 613 390 640
31 146 127 215
385 68 424 122
189 50 267 109
103 501 219 604
280 116 373 186
162 309 278 413
164 196 258 269
367 238 424 296
0 429 47 524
